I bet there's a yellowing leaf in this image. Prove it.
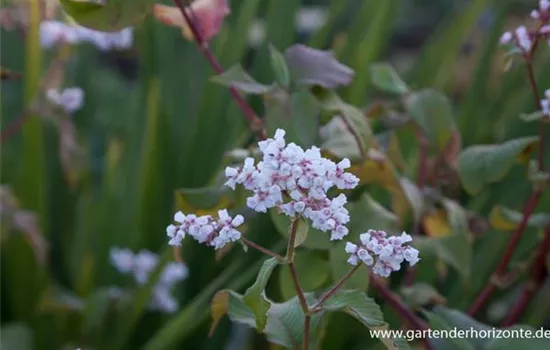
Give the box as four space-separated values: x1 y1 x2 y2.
209 290 229 336
153 0 230 42
489 205 550 231
423 209 452 237
174 187 231 216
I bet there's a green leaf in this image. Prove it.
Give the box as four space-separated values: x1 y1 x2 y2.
270 209 332 250
243 257 279 331
404 89 456 150
320 116 362 159
370 63 409 94
423 310 476 350
59 0 151 31
348 194 400 234
484 326 550 349
400 283 446 309
315 88 372 160
284 44 354 88
441 198 469 236
399 177 425 223
268 44 290 88
174 186 231 215
264 88 321 147
519 111 546 123
215 291 322 348
457 136 539 195
489 206 550 231
430 306 496 349
82 287 117 338
279 250 330 300
210 65 274 94
322 289 407 349
293 219 310 248
323 289 386 328
415 234 472 280
0 323 33 350
265 293 323 348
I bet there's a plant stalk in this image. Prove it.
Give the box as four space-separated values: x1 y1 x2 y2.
241 236 285 261
469 189 543 315
311 264 361 311
172 0 265 139
501 225 550 326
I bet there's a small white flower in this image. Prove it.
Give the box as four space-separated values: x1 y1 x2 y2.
345 242 358 254
109 248 188 313
542 89 550 116
40 21 79 48
133 250 159 284
499 31 512 45
295 6 328 33
110 247 134 274
46 87 84 113
516 26 533 52
345 230 419 277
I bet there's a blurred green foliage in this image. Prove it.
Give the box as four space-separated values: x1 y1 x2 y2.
1 0 550 349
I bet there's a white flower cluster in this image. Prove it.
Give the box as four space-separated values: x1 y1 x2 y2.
500 26 533 52
345 230 420 278
166 209 244 250
500 1 550 52
110 248 188 313
531 0 550 20
46 87 84 113
40 21 133 51
224 129 359 241
542 89 550 116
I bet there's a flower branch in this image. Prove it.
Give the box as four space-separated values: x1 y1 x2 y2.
311 264 362 312
469 189 543 315
501 224 550 326
240 236 285 261
171 0 265 139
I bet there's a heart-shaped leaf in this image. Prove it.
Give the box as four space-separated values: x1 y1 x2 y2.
210 65 273 94
370 62 409 95
243 257 279 331
284 44 354 89
404 89 456 151
457 136 539 195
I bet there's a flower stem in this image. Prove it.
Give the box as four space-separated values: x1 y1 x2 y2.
468 189 543 316
311 264 361 311
286 219 308 310
241 236 285 261
172 0 265 139
303 315 311 350
285 218 310 349
501 225 550 326
369 275 435 350
525 59 545 170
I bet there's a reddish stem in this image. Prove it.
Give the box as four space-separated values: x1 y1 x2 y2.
241 236 285 260
369 275 434 350
501 225 550 326
311 264 361 310
340 115 366 159
525 61 545 169
303 315 311 350
172 0 265 139
468 189 543 315
404 130 429 286
0 112 32 143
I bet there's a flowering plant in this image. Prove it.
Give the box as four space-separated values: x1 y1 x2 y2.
1 1 550 350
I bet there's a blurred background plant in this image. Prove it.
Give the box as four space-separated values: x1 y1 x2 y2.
1 0 550 349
